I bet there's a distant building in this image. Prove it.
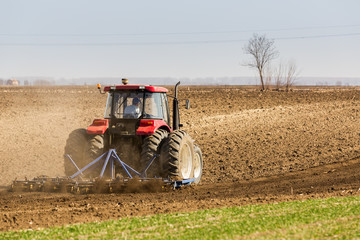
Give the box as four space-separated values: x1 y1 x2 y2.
7 78 19 86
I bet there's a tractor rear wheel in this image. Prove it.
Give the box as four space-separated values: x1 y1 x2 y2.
140 129 169 177
64 128 89 176
162 130 195 180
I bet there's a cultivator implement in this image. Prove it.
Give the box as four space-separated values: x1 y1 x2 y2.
10 149 195 194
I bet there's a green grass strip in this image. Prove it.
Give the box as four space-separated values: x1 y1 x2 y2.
2 196 360 239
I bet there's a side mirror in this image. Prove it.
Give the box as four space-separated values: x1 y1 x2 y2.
185 100 190 109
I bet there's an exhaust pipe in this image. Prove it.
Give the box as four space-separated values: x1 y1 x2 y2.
173 81 180 131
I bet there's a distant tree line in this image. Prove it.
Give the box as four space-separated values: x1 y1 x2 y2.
0 78 55 86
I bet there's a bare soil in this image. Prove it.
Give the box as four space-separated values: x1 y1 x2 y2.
0 85 359 231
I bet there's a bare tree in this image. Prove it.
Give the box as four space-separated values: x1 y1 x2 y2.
244 34 278 91
274 63 284 91
264 65 273 90
284 61 299 92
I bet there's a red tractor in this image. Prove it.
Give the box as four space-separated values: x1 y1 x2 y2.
64 80 203 184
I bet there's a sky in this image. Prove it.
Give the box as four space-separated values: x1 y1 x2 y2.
0 0 360 82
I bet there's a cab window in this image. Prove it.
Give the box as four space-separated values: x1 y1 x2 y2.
144 92 163 119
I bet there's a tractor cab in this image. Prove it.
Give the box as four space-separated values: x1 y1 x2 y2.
99 84 171 136
104 89 170 122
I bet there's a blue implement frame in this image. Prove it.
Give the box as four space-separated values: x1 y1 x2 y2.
65 149 195 188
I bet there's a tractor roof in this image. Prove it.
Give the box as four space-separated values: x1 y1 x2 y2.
103 85 168 93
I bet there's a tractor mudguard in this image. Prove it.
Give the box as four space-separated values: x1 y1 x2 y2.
136 119 171 135
87 119 109 135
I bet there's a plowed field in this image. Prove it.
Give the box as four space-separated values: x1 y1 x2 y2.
1 85 359 231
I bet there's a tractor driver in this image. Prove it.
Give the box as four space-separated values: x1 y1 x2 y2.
124 97 142 118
